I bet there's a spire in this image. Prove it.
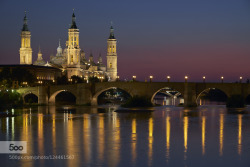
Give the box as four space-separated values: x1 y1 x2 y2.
59 39 61 47
70 9 77 29
109 22 115 39
38 45 41 54
56 39 63 56
98 53 103 64
22 11 29 31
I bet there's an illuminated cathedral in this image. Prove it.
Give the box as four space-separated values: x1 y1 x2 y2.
20 11 118 81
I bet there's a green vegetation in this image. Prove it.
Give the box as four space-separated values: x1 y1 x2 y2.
122 96 153 108
0 67 36 87
226 95 245 108
0 90 23 108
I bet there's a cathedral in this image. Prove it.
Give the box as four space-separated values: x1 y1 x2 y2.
20 11 118 82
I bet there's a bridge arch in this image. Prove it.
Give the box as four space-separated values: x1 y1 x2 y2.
245 94 250 105
49 90 77 105
91 87 132 105
23 92 38 104
196 88 228 106
150 87 184 105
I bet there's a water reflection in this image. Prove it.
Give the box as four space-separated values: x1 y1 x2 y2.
166 116 170 162
202 116 206 155
238 114 242 155
131 118 137 165
0 106 249 167
98 114 105 164
52 114 56 155
83 114 91 164
148 117 153 166
110 112 120 167
219 113 224 156
183 116 189 153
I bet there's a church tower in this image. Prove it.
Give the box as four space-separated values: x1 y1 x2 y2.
20 12 32 64
34 46 45 66
66 10 81 78
106 25 117 81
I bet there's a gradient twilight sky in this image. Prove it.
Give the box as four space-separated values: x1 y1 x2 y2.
0 0 250 82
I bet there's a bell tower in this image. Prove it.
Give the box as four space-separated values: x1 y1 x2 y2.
66 10 81 78
67 10 80 66
106 25 117 81
20 11 32 64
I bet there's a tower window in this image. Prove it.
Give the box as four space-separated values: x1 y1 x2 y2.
110 63 112 68
71 55 73 62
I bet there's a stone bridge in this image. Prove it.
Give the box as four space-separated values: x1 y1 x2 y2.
16 82 250 107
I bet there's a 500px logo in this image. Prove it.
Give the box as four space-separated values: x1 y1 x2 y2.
0 141 27 154
9 144 24 151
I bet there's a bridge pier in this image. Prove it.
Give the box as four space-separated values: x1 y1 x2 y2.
76 85 92 105
184 83 197 107
38 86 48 105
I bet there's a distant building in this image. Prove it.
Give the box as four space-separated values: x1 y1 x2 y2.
0 65 62 85
19 11 118 81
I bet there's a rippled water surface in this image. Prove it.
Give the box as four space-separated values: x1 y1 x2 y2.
1 105 250 167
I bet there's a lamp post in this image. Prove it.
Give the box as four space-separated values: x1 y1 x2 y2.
132 76 136 82
221 76 224 83
203 76 206 83
240 76 242 83
149 76 153 82
167 76 170 82
185 76 188 83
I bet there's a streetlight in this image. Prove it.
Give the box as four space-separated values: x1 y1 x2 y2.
167 76 170 82
221 76 224 83
132 76 136 82
149 76 153 82
203 76 206 83
100 76 104 82
116 76 120 82
240 76 243 83
185 76 188 82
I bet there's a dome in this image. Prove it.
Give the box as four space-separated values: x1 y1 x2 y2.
56 40 63 56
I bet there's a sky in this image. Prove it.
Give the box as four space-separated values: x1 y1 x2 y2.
0 0 250 82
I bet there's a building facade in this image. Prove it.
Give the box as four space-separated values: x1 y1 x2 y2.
19 12 32 65
21 11 118 82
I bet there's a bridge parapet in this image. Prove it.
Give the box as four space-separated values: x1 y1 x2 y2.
16 82 250 107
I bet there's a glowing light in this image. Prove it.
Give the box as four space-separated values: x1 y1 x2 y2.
148 117 153 166
98 114 105 162
167 76 170 82
149 76 153 79
183 116 188 152
203 76 206 79
131 119 137 164
202 116 206 155
132 76 136 79
185 76 188 79
240 76 243 80
219 114 224 156
166 116 170 161
238 114 242 155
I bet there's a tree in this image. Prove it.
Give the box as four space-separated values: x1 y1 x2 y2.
89 76 100 83
0 67 36 88
71 75 84 83
56 75 68 85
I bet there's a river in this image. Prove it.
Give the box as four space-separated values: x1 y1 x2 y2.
0 105 250 167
